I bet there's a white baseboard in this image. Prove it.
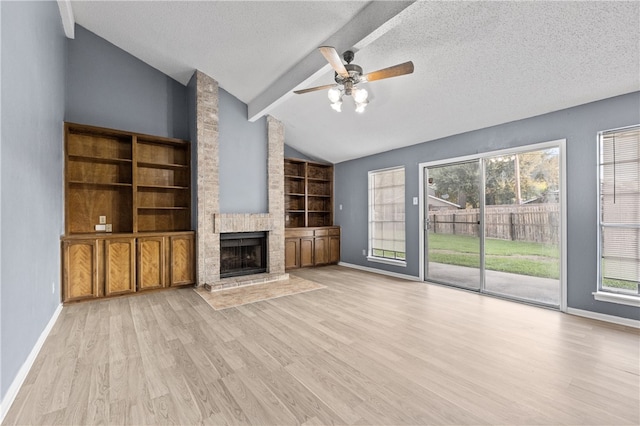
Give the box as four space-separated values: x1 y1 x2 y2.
566 307 640 329
338 262 422 282
0 303 63 423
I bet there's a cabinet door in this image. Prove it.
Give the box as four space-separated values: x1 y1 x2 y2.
314 236 329 265
63 239 99 302
170 234 194 286
300 238 314 267
329 235 340 264
285 238 300 270
105 238 136 296
138 237 165 290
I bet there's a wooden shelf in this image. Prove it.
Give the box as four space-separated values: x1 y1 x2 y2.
137 184 189 190
65 122 191 235
69 154 132 164
63 123 195 303
284 158 333 228
138 206 189 210
68 181 132 187
137 161 188 170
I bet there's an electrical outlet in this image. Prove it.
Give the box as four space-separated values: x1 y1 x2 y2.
95 224 106 231
339 204 343 210
99 215 107 224
363 249 367 256
413 197 418 205
105 224 113 232
52 281 55 294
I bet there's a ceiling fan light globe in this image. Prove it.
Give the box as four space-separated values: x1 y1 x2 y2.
328 87 342 103
330 101 342 112
355 101 368 113
353 87 368 103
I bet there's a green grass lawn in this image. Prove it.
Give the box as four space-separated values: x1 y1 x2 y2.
428 233 560 279
428 233 638 291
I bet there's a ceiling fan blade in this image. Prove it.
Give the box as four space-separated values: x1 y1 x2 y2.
293 83 337 95
363 61 414 82
319 46 349 78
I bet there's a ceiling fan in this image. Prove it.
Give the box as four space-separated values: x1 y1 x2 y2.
294 46 414 113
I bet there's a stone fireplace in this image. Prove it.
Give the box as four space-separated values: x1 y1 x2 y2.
193 70 287 291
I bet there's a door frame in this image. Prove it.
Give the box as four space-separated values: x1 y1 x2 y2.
418 139 567 311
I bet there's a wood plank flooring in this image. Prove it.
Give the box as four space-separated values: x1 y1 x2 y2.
4 265 639 425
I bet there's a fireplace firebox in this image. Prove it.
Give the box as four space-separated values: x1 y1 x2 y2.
220 232 267 278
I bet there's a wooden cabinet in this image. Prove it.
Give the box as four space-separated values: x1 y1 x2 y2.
62 123 195 302
170 234 195 287
137 236 165 290
284 158 339 270
300 238 315 267
62 232 195 302
285 238 300 270
62 239 99 302
284 158 333 228
284 227 340 270
104 238 136 296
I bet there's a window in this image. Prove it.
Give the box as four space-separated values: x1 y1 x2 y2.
597 126 640 304
368 166 406 264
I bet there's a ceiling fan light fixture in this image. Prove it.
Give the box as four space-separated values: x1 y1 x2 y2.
328 87 342 103
355 100 368 114
353 87 368 103
330 101 342 112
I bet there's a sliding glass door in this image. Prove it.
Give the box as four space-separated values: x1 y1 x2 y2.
482 148 561 306
425 161 481 290
423 143 563 308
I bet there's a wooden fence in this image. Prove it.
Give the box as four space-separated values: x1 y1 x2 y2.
428 204 560 244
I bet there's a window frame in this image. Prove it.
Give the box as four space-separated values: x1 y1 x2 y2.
367 166 407 267
594 125 640 307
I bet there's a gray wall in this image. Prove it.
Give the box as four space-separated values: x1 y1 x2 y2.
335 92 640 320
1 1 66 400
219 88 268 213
66 25 189 140
284 144 313 161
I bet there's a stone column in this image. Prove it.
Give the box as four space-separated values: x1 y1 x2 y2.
195 71 220 285
267 116 285 275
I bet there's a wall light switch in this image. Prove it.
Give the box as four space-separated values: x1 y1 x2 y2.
339 204 343 210
363 249 367 256
413 197 418 205
99 216 106 224
105 224 112 232
95 224 106 231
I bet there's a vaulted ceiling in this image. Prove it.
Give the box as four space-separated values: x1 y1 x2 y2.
68 1 640 163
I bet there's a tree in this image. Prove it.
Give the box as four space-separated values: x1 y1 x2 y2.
428 148 560 208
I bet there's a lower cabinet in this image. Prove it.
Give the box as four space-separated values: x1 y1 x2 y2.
137 236 165 291
62 231 195 302
285 227 340 270
62 239 100 301
104 238 136 296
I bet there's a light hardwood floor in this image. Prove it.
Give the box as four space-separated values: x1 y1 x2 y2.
4 266 639 425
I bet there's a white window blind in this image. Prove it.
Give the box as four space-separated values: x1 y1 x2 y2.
599 126 640 296
368 167 405 261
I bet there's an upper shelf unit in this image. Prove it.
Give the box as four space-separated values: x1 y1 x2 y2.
64 122 191 235
284 158 334 228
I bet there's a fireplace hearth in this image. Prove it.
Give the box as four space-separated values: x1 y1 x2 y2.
220 232 267 278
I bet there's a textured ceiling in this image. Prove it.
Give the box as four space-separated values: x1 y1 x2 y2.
69 1 640 163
